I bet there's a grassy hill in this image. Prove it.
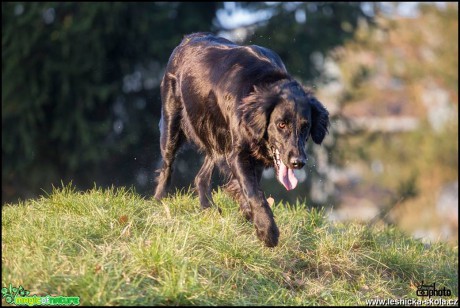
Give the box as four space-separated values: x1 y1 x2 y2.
2 185 458 305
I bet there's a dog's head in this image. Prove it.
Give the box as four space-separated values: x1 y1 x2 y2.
240 80 329 190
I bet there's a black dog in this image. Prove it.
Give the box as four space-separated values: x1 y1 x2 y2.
154 32 329 247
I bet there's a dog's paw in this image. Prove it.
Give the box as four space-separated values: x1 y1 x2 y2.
255 224 279 247
254 215 279 247
252 203 280 247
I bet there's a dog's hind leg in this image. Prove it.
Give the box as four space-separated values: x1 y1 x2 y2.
154 75 184 200
195 155 217 210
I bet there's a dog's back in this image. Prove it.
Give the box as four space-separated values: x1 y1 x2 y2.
168 33 287 93
161 32 289 154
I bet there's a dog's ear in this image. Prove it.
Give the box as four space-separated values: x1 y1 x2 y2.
240 86 277 140
309 97 330 144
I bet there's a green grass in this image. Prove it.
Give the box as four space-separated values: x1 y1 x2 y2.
2 184 458 305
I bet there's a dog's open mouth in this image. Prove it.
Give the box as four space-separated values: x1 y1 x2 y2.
271 147 298 191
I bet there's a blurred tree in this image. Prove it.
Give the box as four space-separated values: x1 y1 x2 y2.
2 2 220 203
320 2 458 235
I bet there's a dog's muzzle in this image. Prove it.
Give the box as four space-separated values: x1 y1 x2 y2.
271 147 298 190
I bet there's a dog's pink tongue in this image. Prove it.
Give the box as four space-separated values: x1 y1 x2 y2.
278 160 298 190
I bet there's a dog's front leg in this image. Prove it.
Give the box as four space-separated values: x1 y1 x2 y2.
229 151 280 247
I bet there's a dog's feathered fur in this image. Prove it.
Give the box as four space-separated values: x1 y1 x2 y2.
154 33 329 247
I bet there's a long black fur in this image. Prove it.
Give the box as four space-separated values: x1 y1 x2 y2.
154 32 329 247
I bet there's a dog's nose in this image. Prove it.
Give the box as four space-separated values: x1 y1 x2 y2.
290 157 305 169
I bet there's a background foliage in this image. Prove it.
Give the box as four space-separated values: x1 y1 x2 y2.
2 2 219 201
325 3 458 241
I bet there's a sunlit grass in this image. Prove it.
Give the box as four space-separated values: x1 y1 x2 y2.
2 184 458 305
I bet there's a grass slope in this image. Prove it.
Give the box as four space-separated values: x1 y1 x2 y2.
2 185 458 305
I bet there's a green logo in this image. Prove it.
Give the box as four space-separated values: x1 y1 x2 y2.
1 284 80 306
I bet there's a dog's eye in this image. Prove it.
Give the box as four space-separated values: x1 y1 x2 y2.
277 122 286 129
